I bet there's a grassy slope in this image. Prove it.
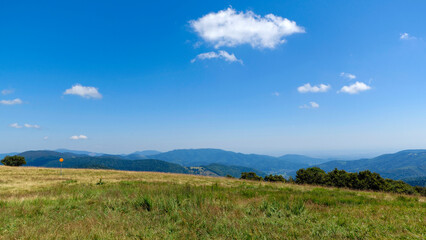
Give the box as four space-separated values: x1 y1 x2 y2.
0 166 425 239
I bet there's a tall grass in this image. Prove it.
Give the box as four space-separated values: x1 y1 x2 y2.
0 166 424 239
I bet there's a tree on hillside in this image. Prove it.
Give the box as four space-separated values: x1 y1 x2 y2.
325 168 350 187
264 174 286 182
295 167 326 185
240 172 263 181
1 155 26 166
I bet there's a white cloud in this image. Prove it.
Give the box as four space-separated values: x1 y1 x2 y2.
24 123 41 129
299 101 320 109
43 136 49 140
297 83 330 93
340 72 356 80
272 92 280 97
400 33 416 40
64 84 102 99
190 7 305 49
10 123 41 129
70 135 88 140
0 98 23 105
339 81 371 94
1 89 14 95
191 50 243 64
10 123 23 128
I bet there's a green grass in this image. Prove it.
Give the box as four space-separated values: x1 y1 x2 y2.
0 166 425 239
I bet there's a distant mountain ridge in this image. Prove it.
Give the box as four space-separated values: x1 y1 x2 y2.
7 150 268 178
316 149 426 180
17 151 189 174
148 149 310 173
2 148 425 184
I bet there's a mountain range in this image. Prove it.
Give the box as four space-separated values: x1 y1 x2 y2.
1 148 425 186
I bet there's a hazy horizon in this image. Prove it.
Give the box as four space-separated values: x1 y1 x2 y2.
1 146 419 160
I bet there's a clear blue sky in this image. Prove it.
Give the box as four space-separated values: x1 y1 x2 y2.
1 0 425 157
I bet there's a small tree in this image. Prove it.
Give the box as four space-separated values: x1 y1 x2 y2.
1 155 26 166
264 174 286 182
240 172 263 181
295 167 327 185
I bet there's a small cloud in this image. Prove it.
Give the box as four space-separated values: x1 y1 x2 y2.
340 72 356 80
70 135 88 140
297 83 330 93
24 123 41 129
0 98 23 105
189 7 305 49
10 123 41 129
400 33 416 40
299 101 319 109
43 136 49 140
339 81 371 94
191 50 243 64
1 89 14 95
10 123 23 128
272 92 280 97
64 84 102 99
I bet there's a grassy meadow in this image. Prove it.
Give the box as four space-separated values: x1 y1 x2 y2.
0 166 425 239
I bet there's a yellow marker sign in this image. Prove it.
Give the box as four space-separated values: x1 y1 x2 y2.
60 158 64 162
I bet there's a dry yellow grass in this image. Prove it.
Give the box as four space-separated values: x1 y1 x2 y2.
0 166 425 239
1 165 422 202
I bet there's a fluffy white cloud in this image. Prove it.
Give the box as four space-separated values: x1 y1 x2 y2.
0 98 23 105
70 135 88 140
297 83 330 93
64 84 102 99
272 92 280 97
24 123 41 129
191 50 243 64
299 101 319 109
339 81 371 94
400 33 416 40
10 123 23 128
43 136 49 140
340 72 356 80
190 7 305 49
1 89 14 95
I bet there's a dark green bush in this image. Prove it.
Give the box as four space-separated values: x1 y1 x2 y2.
240 172 263 181
295 167 326 185
264 174 286 182
295 167 426 196
1 155 26 166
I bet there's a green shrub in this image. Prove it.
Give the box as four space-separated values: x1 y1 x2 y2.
1 155 26 166
264 174 286 182
294 167 425 196
295 167 326 185
240 172 263 181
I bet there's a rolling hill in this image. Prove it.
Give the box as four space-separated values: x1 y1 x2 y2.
316 150 426 180
17 151 189 174
11 150 267 177
201 163 266 178
3 148 425 182
149 148 309 173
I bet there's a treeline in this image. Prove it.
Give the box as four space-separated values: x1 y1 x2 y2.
239 167 426 196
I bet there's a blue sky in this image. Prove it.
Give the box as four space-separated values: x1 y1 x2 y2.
1 0 425 157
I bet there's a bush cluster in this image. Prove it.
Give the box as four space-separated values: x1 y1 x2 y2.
295 167 426 196
240 172 287 183
240 172 263 181
239 168 426 196
1 155 26 166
